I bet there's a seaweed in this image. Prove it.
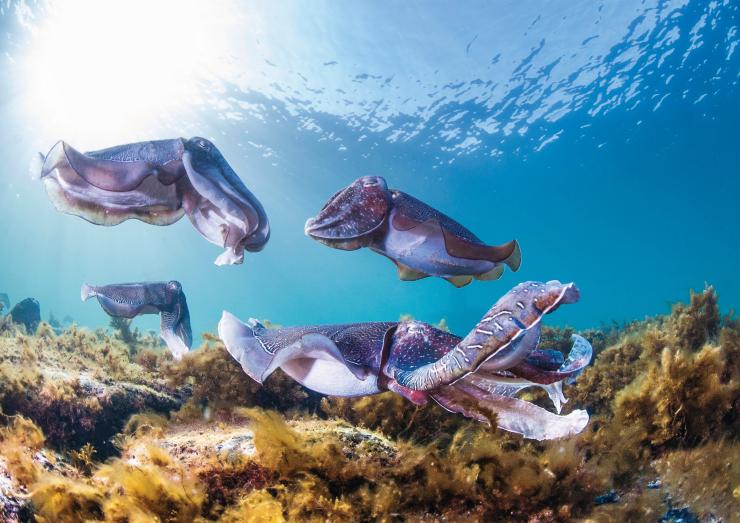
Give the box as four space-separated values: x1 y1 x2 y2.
27 442 203 522
0 286 734 521
654 440 739 521
583 488 664 523
70 442 96 475
670 285 720 352
229 408 603 521
109 316 139 356
165 339 321 421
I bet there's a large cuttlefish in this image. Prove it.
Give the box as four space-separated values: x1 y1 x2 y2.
219 280 592 440
81 281 192 360
37 138 269 266
305 176 521 287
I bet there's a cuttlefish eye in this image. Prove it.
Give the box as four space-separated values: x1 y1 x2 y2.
360 176 386 189
166 280 182 293
187 137 213 153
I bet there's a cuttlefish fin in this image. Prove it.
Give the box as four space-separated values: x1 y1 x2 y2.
475 265 505 281
265 332 370 382
442 229 522 271
219 312 275 384
445 275 474 288
394 261 429 281
218 312 368 384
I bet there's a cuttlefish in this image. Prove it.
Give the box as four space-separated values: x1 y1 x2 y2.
37 138 269 266
305 176 521 287
219 280 592 440
81 281 192 360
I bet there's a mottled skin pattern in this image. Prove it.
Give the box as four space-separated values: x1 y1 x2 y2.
81 281 192 360
219 280 593 440
304 176 521 287
247 321 396 369
37 137 269 266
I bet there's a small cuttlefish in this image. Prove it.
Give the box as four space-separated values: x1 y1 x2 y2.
81 281 192 360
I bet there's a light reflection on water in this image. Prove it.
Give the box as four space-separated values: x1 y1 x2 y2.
0 0 737 340
2 0 736 158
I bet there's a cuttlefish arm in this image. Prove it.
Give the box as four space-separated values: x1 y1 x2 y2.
37 137 270 265
429 331 592 439
219 313 395 397
466 332 593 414
381 281 590 440
81 281 192 360
386 281 580 391
507 334 593 385
180 139 270 265
430 339 592 440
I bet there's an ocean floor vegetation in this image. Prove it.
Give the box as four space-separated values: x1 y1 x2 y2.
0 286 736 522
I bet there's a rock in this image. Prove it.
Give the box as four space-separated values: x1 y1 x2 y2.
0 293 9 313
0 449 67 522
126 418 397 469
0 459 26 523
9 298 41 334
5 368 185 458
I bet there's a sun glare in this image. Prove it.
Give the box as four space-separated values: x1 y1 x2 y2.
21 0 238 146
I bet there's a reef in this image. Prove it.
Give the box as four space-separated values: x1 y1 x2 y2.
0 286 735 521
0 321 183 457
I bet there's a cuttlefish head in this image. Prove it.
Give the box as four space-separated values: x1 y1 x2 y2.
182 137 270 258
304 175 391 250
164 280 183 300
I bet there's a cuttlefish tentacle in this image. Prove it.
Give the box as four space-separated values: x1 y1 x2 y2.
81 281 192 360
37 137 269 265
220 280 593 441
431 382 589 440
508 334 593 385
305 176 520 286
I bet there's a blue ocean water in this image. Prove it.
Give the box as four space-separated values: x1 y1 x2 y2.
0 0 737 342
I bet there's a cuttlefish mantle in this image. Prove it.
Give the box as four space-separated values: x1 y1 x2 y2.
305 176 521 287
219 280 593 441
81 281 192 360
37 137 269 266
